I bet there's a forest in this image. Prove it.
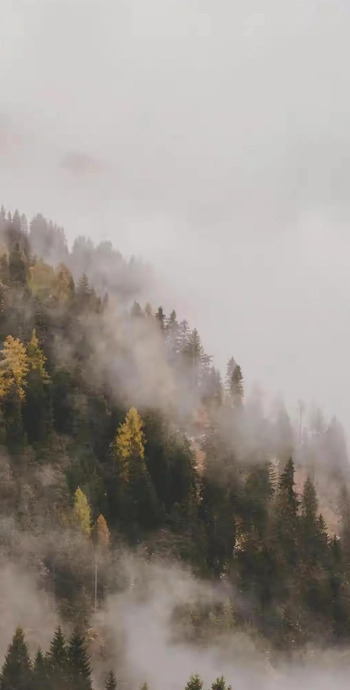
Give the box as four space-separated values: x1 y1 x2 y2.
0 206 350 689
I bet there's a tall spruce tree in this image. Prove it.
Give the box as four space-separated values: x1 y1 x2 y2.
185 675 203 690
32 650 49 690
67 629 92 690
105 671 117 690
0 627 32 690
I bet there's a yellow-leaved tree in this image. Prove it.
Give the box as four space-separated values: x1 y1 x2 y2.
112 406 145 481
74 487 91 537
95 514 110 550
111 408 160 527
0 335 29 401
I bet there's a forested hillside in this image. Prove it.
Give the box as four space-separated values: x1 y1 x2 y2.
0 206 350 689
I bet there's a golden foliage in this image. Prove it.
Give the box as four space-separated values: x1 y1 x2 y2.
116 407 145 459
74 487 91 537
95 514 110 549
0 335 29 401
111 407 146 482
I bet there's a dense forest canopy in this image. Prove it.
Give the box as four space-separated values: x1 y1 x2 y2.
0 206 349 688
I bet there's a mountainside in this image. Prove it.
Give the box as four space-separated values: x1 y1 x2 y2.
0 206 349 688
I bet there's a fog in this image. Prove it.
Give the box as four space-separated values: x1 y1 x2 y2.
1 0 350 434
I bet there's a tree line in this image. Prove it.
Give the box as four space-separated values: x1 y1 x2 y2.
0 206 349 653
1 626 232 690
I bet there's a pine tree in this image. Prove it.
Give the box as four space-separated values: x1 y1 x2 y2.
67 629 92 690
225 357 243 406
155 306 166 332
105 670 117 690
131 301 143 318
185 674 203 690
32 649 49 690
111 408 159 529
272 457 299 577
144 302 153 317
27 329 50 381
211 677 231 690
23 329 52 443
0 627 32 690
8 242 28 286
48 625 67 669
74 487 91 536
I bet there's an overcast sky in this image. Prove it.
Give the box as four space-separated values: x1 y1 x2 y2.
1 0 350 432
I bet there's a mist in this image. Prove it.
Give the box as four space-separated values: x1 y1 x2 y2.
1 0 350 434
2 2 350 688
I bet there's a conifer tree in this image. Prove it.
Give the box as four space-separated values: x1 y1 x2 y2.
273 457 299 572
0 336 29 449
67 629 92 690
0 335 29 401
144 302 153 317
24 329 52 443
48 625 67 669
0 627 32 690
185 674 203 690
131 301 143 318
155 306 166 331
32 649 49 690
55 263 75 305
111 408 159 528
95 513 110 550
211 677 231 690
105 670 117 690
225 357 243 406
74 487 91 536
8 242 28 286
113 407 146 480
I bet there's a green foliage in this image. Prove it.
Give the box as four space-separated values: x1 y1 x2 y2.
185 674 203 690
67 629 92 690
211 677 231 690
32 649 49 690
105 670 117 690
0 204 350 653
0 627 32 690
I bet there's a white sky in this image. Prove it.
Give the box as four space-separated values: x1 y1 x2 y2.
1 0 350 431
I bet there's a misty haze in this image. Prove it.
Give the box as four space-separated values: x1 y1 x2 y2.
0 1 350 689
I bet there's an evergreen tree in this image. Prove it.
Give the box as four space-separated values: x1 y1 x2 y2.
23 329 52 443
32 649 49 690
155 306 166 332
185 675 203 690
0 627 32 690
274 457 298 565
211 677 231 690
8 242 28 286
48 625 67 669
105 671 117 690
225 357 243 406
67 629 92 690
131 301 143 318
